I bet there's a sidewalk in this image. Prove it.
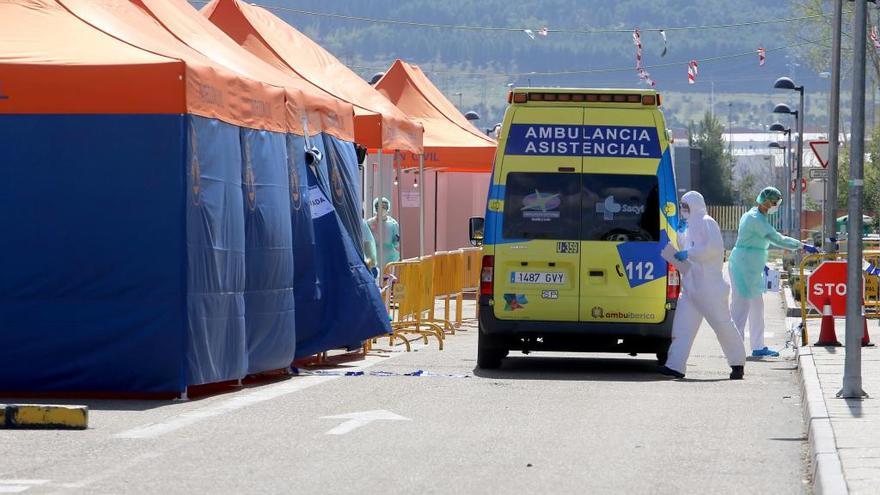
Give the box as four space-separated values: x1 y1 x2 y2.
786 293 880 494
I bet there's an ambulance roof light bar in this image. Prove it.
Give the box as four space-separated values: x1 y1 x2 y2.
510 91 660 106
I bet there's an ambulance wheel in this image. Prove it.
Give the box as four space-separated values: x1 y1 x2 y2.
477 329 506 369
656 351 668 366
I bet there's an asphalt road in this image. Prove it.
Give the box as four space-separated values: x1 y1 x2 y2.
1 294 808 494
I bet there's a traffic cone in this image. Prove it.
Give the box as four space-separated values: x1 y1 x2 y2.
863 305 875 347
815 297 842 346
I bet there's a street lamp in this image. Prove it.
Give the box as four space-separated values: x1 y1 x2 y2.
464 111 481 121
368 72 385 85
769 122 793 235
774 77 806 241
773 102 800 237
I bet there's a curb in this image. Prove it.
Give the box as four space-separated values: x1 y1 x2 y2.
1 404 88 430
798 346 848 494
784 286 818 318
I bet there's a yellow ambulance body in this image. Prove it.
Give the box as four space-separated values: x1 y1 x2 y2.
475 88 680 369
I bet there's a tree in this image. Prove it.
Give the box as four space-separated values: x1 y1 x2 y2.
836 128 880 232
791 1 880 86
736 172 759 207
691 111 735 204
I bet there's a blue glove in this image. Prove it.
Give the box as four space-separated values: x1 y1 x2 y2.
803 244 819 254
677 219 687 233
674 250 689 261
829 237 840 251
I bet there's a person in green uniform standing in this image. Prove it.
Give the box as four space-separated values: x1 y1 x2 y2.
728 187 818 357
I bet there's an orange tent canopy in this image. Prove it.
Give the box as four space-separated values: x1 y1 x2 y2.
375 60 497 173
201 0 424 153
55 0 353 138
132 0 354 140
0 0 186 116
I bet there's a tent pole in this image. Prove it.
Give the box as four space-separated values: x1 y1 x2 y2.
434 171 439 253
395 152 402 256
419 154 425 258
376 149 384 282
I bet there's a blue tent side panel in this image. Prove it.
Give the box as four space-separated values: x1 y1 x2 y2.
295 142 391 358
286 134 322 347
240 129 296 374
0 114 187 393
186 116 248 386
323 135 364 257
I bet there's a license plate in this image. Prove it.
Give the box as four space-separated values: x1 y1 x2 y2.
510 271 567 285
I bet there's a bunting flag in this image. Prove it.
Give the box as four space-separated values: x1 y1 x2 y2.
633 28 643 69
758 47 766 66
638 67 656 87
687 60 698 85
871 26 880 49
659 29 668 57
523 29 535 40
632 28 655 86
538 26 549 37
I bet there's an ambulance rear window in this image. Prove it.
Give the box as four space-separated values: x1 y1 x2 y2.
582 174 659 242
502 172 580 240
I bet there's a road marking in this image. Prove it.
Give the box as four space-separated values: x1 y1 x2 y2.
55 452 162 490
0 481 48 494
322 410 411 435
115 353 398 439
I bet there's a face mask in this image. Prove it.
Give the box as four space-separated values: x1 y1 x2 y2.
681 210 690 220
767 205 779 215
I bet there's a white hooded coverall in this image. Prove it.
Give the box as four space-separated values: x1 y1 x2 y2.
666 191 746 374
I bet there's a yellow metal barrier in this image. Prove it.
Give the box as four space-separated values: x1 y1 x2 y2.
372 247 483 351
798 250 880 345
379 260 444 351
428 251 464 333
461 247 482 291
461 247 482 320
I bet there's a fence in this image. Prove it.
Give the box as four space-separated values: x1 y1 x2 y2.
376 247 482 351
707 205 783 231
707 205 784 250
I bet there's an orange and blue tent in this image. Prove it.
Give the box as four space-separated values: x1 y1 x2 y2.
0 0 389 394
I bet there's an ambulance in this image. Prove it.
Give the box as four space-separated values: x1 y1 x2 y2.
470 88 680 369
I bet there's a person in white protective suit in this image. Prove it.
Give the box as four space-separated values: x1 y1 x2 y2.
728 186 818 357
658 191 747 380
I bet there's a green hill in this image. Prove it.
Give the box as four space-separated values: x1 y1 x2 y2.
213 1 829 130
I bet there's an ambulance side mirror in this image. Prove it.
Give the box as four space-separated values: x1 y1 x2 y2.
469 217 485 247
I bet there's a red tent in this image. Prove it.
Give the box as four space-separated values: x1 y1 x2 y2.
201 0 423 153
375 60 496 173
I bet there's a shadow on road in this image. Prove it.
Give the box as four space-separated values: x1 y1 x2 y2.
0 372 297 411
472 355 671 382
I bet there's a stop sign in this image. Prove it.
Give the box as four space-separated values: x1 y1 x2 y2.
807 261 862 316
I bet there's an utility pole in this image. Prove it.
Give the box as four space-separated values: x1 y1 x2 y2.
840 0 868 399
728 102 734 157
825 0 842 254
796 91 805 241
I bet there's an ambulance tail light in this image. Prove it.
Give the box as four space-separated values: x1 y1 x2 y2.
642 94 661 106
480 255 495 296
666 263 680 301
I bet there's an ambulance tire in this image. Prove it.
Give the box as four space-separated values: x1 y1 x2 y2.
477 329 506 369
